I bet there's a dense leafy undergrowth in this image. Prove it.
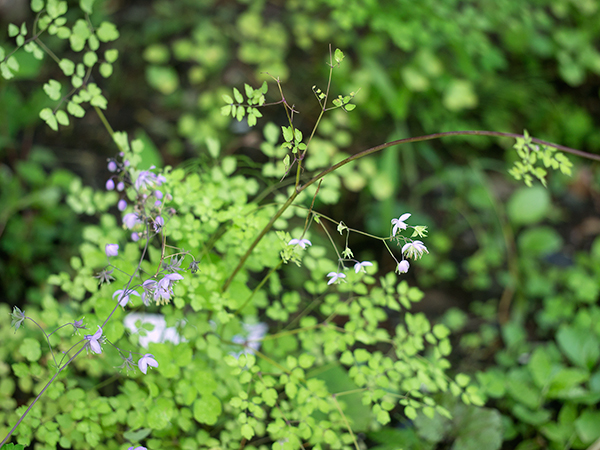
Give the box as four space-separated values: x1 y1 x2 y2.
1 1 600 450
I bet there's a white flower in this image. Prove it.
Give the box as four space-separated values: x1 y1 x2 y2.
402 240 429 259
397 260 410 273
354 261 373 274
327 272 346 285
288 238 312 249
391 213 411 236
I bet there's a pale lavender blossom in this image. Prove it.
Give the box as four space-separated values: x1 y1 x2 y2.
118 199 127 211
84 326 103 354
391 213 411 236
128 446 147 450
153 216 164 233
123 213 142 229
113 289 141 307
354 261 373 274
327 271 346 285
11 306 26 332
107 161 117 172
402 240 429 259
138 354 158 374
154 273 184 302
154 190 163 199
135 167 166 190
288 238 312 249
106 179 115 190
131 232 140 242
117 351 136 373
117 181 125 191
105 244 119 257
397 260 410 273
141 279 157 306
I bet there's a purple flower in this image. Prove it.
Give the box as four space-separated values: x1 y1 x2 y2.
107 161 117 172
353 261 373 273
402 240 429 260
117 351 137 372
154 190 163 200
118 199 127 211
397 260 410 273
117 181 125 191
154 273 184 302
113 289 141 307
288 238 312 249
391 213 411 236
72 318 86 333
135 167 166 190
138 354 158 374
123 213 142 229
106 179 115 190
327 271 346 285
105 244 119 257
84 326 103 354
131 232 140 242
128 447 147 450
94 268 115 285
153 216 164 233
141 279 157 306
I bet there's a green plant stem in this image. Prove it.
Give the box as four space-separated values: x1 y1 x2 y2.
0 346 85 447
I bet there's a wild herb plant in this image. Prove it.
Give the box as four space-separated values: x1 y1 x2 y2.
2 2 600 450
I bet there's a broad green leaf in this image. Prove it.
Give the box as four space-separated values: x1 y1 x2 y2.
192 395 221 425
80 0 94 14
222 94 233 104
40 108 58 131
59 59 76 76
233 87 243 103
96 22 119 42
67 102 85 118
43 79 62 100
55 110 69 126
99 62 113 78
104 49 119 63
507 186 550 226
8 24 19 37
31 0 45 12
146 65 179 95
83 51 98 67
19 338 42 361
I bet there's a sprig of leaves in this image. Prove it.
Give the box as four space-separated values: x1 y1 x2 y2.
221 81 268 126
509 130 573 187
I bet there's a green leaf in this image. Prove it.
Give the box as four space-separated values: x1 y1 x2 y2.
334 48 344 64
16 35 25 47
575 410 600 443
70 19 90 52
557 324 600 370
453 407 502 450
507 186 550 226
19 338 42 361
55 110 69 126
47 0 67 18
80 0 95 14
146 65 179 95
99 62 113 78
20 23 27 35
233 87 243 103
90 93 107 109
96 21 119 42
192 395 222 425
104 49 119 63
405 406 417 420
8 24 20 37
282 126 293 142
222 94 233 104
83 51 98 67
206 137 220 158
39 108 58 131
43 79 62 100
31 0 45 13
241 423 254 440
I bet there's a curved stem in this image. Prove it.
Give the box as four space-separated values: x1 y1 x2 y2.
222 129 597 293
